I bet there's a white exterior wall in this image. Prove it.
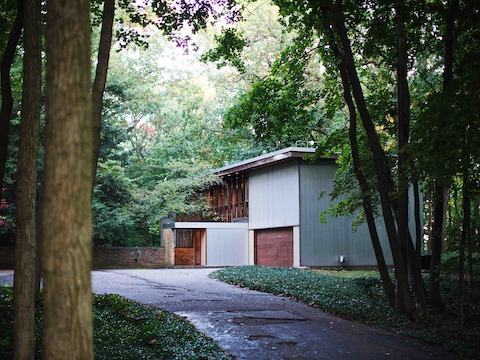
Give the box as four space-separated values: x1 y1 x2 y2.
249 161 300 229
206 228 248 266
173 222 249 266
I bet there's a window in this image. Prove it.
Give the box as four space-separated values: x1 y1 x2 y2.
175 229 193 248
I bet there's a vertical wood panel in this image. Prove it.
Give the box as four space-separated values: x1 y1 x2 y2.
299 161 392 267
255 228 293 267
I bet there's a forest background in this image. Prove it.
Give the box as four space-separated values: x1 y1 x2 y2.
0 0 479 354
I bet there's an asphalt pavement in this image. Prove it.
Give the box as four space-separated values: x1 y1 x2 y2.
1 268 455 359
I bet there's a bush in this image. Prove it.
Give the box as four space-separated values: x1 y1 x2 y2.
0 287 229 360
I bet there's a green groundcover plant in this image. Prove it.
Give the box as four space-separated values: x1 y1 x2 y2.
0 286 229 360
211 266 480 359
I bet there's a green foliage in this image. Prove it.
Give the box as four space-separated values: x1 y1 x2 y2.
212 266 395 323
91 29 262 246
439 250 480 276
134 160 221 236
201 28 248 72
0 287 229 359
93 160 147 247
212 266 480 358
0 0 17 57
223 34 325 150
0 286 43 358
93 293 230 360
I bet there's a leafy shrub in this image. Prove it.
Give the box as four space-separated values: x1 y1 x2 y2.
0 287 229 360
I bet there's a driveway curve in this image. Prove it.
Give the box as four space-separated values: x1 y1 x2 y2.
90 268 454 360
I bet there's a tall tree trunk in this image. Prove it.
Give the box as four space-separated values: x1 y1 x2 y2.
413 182 429 319
395 0 411 311
326 0 418 320
335 56 396 307
0 0 23 190
430 180 445 307
430 0 459 307
427 194 433 252
13 0 41 357
467 199 477 289
92 0 115 185
42 0 94 358
458 171 470 329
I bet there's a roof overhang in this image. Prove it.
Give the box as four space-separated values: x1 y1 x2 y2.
214 147 335 177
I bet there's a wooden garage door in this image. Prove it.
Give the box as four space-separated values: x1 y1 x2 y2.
255 228 293 267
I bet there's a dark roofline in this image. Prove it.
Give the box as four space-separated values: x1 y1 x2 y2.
214 147 336 176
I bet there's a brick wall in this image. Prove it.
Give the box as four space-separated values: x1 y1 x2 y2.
93 247 170 269
0 246 174 270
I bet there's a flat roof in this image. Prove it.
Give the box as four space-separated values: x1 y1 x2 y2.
173 222 249 229
214 147 329 176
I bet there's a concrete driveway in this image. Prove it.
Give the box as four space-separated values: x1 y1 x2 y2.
93 268 456 360
1 268 454 359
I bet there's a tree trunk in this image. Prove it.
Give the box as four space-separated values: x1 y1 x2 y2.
429 195 434 249
0 0 23 190
337 58 396 307
42 0 94 358
430 182 444 306
395 0 411 311
430 0 459 308
413 182 429 319
467 199 477 289
13 0 41 358
92 0 115 185
327 0 418 320
458 171 470 329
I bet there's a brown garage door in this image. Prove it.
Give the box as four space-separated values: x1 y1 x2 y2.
255 228 293 267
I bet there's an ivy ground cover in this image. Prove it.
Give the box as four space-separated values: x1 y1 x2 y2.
211 266 479 358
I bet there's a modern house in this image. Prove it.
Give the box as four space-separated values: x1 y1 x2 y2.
170 147 393 268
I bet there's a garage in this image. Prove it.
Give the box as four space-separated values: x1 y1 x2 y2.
255 227 293 267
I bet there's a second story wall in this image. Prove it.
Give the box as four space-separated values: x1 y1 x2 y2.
209 174 249 222
249 161 300 229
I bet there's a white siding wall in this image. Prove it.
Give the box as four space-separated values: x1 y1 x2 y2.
249 161 300 229
206 228 249 266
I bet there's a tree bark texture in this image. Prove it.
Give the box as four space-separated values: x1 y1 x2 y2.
468 200 478 289
13 0 41 357
325 0 418 320
458 171 470 329
42 0 94 358
341 66 396 307
430 0 459 307
395 0 410 277
92 0 115 185
306 0 418 319
0 0 23 190
413 182 429 319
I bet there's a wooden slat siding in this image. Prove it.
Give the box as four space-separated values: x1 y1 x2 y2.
179 174 249 223
206 174 249 222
